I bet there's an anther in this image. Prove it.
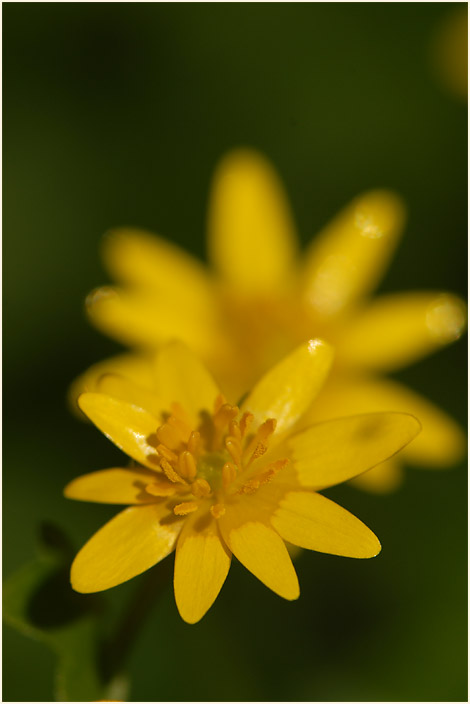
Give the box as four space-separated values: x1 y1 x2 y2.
187 430 201 456
145 481 178 497
157 444 179 465
211 503 226 519
178 450 197 480
173 501 199 516
160 458 187 485
222 462 238 488
191 478 212 498
156 423 182 451
239 412 254 438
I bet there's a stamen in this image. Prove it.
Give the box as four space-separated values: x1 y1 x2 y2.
178 450 197 480
248 442 268 465
157 444 178 465
174 501 199 516
168 413 192 443
160 458 187 485
229 419 241 440
145 481 178 497
239 412 254 438
211 503 226 519
222 462 238 488
225 437 243 467
244 418 276 459
187 430 201 456
237 458 289 495
156 423 181 451
191 478 212 498
213 394 227 414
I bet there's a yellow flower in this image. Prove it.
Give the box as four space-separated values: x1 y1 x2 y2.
66 341 420 624
72 149 465 492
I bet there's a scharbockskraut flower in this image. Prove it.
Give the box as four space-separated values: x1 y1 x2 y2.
66 341 420 623
71 150 465 492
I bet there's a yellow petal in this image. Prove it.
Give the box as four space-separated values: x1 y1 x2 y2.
86 286 211 352
308 374 465 468
219 499 299 600
349 459 404 493
68 353 156 418
174 509 231 624
102 228 213 313
290 412 421 489
64 467 158 504
207 148 298 293
302 190 406 317
271 491 381 558
337 292 466 371
71 503 182 593
78 393 161 471
96 374 165 420
154 341 220 425
242 339 333 435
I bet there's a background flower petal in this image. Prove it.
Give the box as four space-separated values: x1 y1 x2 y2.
174 510 231 624
336 292 466 371
71 503 182 592
154 341 220 425
349 458 404 493
78 393 161 470
207 148 298 293
272 491 381 558
302 190 406 317
242 339 334 434
290 412 421 489
307 374 466 467
64 467 159 504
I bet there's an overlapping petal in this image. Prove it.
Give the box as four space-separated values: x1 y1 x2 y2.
290 412 421 489
307 374 465 467
154 341 220 425
174 509 231 624
271 491 381 558
208 149 298 294
78 393 160 470
242 339 334 434
219 497 299 600
71 502 182 593
64 467 158 504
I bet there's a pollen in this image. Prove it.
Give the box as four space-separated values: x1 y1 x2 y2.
154 396 289 517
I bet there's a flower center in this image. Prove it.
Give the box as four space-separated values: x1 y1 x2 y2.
144 395 288 519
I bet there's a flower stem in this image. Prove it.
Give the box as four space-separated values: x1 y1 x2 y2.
100 557 173 684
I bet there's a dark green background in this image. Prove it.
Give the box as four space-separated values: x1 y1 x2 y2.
3 3 467 701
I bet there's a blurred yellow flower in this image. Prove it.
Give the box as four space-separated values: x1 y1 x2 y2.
66 341 420 624
73 149 465 492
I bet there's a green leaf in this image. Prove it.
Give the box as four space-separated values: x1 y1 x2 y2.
3 524 104 701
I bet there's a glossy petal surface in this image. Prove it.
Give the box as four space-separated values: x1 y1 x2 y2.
71 503 182 592
303 190 405 317
220 500 299 600
78 393 160 470
96 373 165 419
174 509 231 624
208 149 298 293
272 491 381 558
242 339 333 434
64 467 158 504
337 292 466 371
154 342 220 424
290 412 421 489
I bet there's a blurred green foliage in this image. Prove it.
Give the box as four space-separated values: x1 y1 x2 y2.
3 3 467 701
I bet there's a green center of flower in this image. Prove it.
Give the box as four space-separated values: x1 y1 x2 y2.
144 395 288 519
